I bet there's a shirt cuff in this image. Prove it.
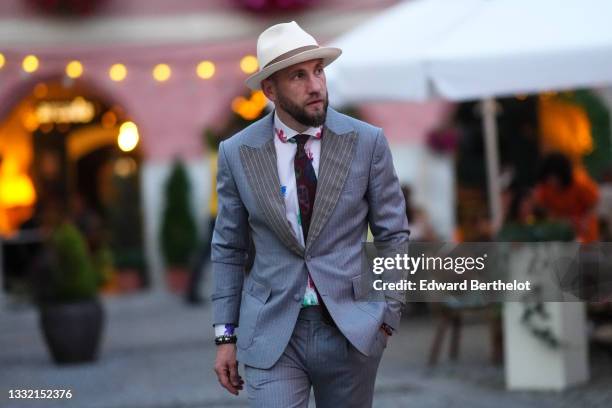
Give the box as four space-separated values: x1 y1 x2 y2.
214 323 236 337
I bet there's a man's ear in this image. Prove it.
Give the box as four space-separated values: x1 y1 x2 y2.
261 78 276 103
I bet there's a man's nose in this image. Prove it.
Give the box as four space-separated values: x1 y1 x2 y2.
307 74 323 93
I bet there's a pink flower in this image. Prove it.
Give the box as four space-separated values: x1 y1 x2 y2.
275 127 287 143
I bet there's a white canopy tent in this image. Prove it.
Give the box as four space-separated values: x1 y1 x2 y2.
326 0 612 230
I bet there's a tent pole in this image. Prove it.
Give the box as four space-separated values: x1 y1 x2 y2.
482 97 503 234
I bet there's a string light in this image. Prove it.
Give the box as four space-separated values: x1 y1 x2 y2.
4 55 265 85
22 55 39 73
65 60 83 79
10 55 266 124
118 121 139 152
240 55 258 74
196 61 215 79
152 63 171 82
109 63 127 81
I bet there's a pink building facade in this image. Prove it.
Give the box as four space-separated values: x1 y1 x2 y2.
0 0 454 293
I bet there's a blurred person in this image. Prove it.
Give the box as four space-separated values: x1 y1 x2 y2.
498 185 574 242
455 212 494 243
506 187 538 226
535 152 599 242
70 193 99 242
26 199 65 302
399 185 432 317
211 21 409 407
70 194 111 288
470 213 494 241
596 167 612 241
186 131 220 305
401 184 435 241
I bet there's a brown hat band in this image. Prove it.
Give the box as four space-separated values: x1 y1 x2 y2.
263 45 321 68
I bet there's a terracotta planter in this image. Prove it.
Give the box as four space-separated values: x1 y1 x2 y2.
116 269 143 293
166 267 189 294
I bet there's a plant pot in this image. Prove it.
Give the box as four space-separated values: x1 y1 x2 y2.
39 298 105 364
116 269 144 293
166 267 189 294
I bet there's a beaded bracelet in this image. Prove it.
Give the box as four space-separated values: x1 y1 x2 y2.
215 334 238 346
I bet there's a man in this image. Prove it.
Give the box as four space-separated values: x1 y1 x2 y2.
212 21 409 407
185 131 220 305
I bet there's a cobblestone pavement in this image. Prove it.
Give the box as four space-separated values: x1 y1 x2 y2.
1 292 611 408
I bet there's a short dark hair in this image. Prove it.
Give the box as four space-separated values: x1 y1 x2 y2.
538 152 573 188
264 72 278 85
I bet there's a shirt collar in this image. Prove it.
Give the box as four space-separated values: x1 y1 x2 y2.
274 111 322 144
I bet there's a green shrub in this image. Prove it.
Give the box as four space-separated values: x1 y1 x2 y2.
48 222 99 302
160 160 197 268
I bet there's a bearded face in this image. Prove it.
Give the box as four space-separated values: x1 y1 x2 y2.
275 87 328 127
264 59 329 128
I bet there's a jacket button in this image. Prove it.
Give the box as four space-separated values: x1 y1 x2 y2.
306 255 312 261
294 293 302 302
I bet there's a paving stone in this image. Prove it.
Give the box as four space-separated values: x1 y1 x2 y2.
1 292 610 408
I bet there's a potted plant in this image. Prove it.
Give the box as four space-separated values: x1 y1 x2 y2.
160 159 197 293
38 221 104 364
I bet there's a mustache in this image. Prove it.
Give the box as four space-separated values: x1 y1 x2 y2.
305 93 326 104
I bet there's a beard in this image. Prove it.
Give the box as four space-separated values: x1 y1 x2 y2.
276 91 328 127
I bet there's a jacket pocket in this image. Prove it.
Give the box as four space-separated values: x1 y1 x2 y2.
352 273 383 320
244 277 271 303
237 278 271 349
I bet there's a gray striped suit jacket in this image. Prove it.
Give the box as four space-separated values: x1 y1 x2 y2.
211 107 410 369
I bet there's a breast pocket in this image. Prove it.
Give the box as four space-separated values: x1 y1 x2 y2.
237 278 271 349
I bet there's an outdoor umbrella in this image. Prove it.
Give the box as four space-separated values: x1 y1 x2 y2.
326 0 612 229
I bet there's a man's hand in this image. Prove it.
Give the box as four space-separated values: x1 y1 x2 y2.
380 322 395 339
214 344 244 395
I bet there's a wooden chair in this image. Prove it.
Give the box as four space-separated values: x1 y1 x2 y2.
428 303 503 366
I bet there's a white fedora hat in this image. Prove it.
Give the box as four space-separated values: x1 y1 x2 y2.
245 21 342 90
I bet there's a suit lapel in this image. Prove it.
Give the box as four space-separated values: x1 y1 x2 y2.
306 126 357 251
240 139 305 257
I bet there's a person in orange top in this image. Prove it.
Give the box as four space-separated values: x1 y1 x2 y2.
534 152 599 242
